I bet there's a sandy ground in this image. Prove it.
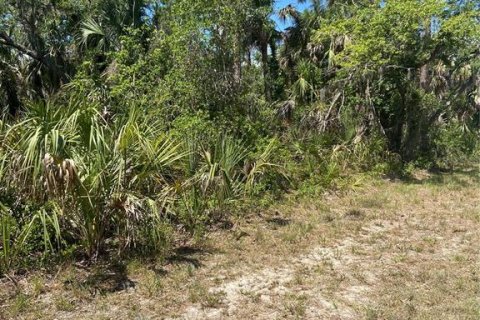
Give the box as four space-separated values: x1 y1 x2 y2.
1 169 479 319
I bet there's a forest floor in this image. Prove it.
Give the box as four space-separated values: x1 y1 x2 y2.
1 168 480 320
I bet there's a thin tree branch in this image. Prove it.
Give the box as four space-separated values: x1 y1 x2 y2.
0 32 45 64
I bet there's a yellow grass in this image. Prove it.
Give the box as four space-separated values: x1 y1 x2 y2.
1 168 479 319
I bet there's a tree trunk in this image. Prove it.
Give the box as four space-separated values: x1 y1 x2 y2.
1 65 22 117
475 73 480 110
419 17 431 91
390 84 406 154
260 36 271 101
233 34 242 85
420 64 430 91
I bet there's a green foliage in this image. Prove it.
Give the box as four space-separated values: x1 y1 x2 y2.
433 120 480 169
0 0 478 271
0 97 283 268
0 201 62 273
0 99 185 262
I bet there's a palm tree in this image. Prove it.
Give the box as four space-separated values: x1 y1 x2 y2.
80 0 148 51
0 0 77 107
244 0 278 101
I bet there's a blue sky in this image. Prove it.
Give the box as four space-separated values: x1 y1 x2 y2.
273 0 310 30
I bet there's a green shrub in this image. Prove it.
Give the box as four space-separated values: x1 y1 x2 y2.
433 120 479 169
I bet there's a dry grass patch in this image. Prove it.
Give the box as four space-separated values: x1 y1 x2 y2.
0 169 479 319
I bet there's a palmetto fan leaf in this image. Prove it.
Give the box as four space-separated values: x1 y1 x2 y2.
80 18 108 51
0 96 187 258
4 101 81 194
199 135 248 205
279 5 300 24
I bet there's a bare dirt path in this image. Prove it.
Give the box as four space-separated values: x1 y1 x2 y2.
2 169 479 319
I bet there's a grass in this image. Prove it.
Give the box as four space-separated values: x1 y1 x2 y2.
189 282 225 308
10 293 30 316
280 221 314 243
141 270 163 297
284 293 308 318
31 275 46 297
0 169 479 319
55 297 76 312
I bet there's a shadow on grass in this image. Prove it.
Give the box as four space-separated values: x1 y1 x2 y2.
401 167 480 187
66 261 136 295
267 217 292 227
65 245 215 295
166 246 211 269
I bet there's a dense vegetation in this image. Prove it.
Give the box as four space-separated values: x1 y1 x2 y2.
0 0 479 273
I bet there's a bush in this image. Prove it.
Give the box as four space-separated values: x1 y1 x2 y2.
433 120 479 169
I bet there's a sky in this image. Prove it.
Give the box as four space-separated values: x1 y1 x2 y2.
272 0 310 30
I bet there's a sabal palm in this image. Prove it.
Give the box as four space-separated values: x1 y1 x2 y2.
0 99 184 257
